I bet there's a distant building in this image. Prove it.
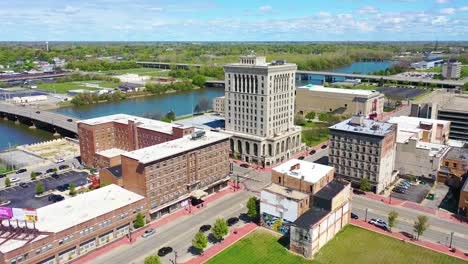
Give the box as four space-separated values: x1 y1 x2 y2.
223 56 305 167
12 95 48 104
442 59 461 79
437 147 468 187
329 116 398 193
117 82 144 92
296 84 384 118
410 58 444 69
388 116 450 145
213 96 225 115
410 102 437 119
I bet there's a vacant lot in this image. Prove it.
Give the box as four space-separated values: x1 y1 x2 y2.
38 81 119 93
206 226 465 264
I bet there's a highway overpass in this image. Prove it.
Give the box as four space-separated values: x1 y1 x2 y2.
136 61 202 69
0 103 79 135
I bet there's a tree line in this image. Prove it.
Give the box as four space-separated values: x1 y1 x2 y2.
65 61 140 71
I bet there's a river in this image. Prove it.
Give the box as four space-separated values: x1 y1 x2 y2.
0 61 391 149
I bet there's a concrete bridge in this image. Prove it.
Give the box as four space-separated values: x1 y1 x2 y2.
205 80 225 89
136 61 202 69
296 70 465 88
0 103 79 136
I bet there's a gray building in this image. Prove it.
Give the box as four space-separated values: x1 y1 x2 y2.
223 56 304 166
328 116 398 193
442 59 462 79
437 96 468 142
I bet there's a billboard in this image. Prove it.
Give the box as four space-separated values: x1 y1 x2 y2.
0 207 13 219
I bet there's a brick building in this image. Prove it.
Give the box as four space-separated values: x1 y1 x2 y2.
77 114 194 169
0 185 145 264
459 179 468 218
437 147 468 187
213 96 225 115
101 130 231 219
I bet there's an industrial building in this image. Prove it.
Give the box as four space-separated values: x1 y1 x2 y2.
328 116 398 193
295 85 384 118
0 185 146 264
410 58 444 69
223 56 305 167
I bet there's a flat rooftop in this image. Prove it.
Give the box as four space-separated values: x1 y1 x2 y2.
444 147 468 163
439 96 468 113
78 114 191 135
388 116 450 129
122 130 231 163
293 207 330 229
314 181 346 201
262 183 309 201
329 117 395 137
97 147 127 158
416 141 449 157
175 114 225 130
273 159 333 184
298 84 379 97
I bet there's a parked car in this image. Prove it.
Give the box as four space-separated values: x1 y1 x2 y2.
51 173 60 179
227 217 239 226
34 172 43 176
10 177 20 183
57 185 66 192
351 213 359 219
48 194 64 202
46 168 54 174
369 219 388 230
67 119 73 122
298 156 305 160
54 158 65 164
321 144 328 149
141 228 156 238
393 188 405 194
397 184 409 189
35 111 40 114
240 163 249 168
199 224 211 232
15 168 27 174
309 150 316 155
59 165 69 170
19 182 29 188
63 183 70 190
0 173 6 178
157 247 173 257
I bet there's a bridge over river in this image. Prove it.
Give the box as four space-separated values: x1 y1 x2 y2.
0 103 79 136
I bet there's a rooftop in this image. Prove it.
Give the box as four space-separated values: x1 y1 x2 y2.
35 184 144 233
262 183 309 201
388 116 450 143
273 159 333 184
415 141 449 157
175 114 225 130
298 84 379 97
106 165 123 178
329 116 395 137
444 147 468 162
97 148 127 158
78 114 190 135
122 130 231 163
293 207 330 229
314 181 346 201
439 96 468 113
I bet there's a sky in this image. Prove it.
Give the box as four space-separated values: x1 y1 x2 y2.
0 0 467 41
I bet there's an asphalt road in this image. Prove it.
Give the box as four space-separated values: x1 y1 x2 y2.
88 189 253 264
353 195 468 252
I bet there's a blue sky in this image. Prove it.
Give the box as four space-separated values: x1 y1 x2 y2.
1 0 467 41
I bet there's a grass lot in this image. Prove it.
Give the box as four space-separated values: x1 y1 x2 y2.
102 68 169 77
301 122 330 147
206 226 465 264
38 81 119 94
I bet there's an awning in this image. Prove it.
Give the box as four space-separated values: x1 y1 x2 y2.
190 190 208 200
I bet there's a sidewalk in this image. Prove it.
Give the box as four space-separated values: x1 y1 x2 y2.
351 219 468 261
72 181 245 264
181 223 258 264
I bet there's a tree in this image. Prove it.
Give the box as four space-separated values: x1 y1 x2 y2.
30 172 37 181
387 211 398 231
144 256 161 264
69 183 76 196
212 218 229 241
359 178 371 192
192 231 208 254
305 111 316 121
36 182 44 194
413 215 429 240
318 112 330 122
294 115 306 126
165 110 176 121
246 196 258 218
192 75 207 87
5 177 11 187
134 212 145 228
194 96 211 114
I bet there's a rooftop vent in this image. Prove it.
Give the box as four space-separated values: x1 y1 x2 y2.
191 130 206 140
350 115 364 126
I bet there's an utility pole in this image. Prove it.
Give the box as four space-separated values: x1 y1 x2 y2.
449 232 454 248
174 250 178 264
365 208 369 222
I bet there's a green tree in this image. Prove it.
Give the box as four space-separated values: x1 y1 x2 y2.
30 171 37 181
144 255 161 264
5 177 11 187
305 111 316 121
318 112 330 122
246 196 258 218
413 215 429 240
212 218 229 242
388 211 398 231
134 212 145 228
192 74 207 87
36 182 44 194
294 115 306 126
359 178 371 192
165 110 176 121
69 183 76 196
192 231 208 254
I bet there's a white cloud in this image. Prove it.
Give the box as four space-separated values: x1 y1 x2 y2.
440 7 456 14
432 16 449 25
317 11 331 17
356 5 379 14
459 6 468 12
259 6 273 12
55 6 80 15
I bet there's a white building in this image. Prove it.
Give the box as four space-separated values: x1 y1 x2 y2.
223 56 304 166
442 60 462 79
260 183 310 223
388 116 451 145
213 96 225 115
410 59 444 69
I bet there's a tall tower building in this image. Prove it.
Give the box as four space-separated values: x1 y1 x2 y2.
223 55 304 167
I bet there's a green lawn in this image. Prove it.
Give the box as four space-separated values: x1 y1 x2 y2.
207 226 465 264
38 81 119 94
301 124 330 147
101 68 169 77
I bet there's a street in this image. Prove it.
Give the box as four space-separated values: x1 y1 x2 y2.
88 188 252 264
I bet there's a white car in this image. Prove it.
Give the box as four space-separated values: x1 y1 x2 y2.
54 158 65 163
10 177 21 183
369 219 388 230
141 228 156 238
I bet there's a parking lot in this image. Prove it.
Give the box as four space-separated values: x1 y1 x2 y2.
390 180 432 203
0 171 89 208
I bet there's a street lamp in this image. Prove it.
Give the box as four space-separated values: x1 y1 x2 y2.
174 250 178 264
449 232 454 248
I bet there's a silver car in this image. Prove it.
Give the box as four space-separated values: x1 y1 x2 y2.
141 228 156 238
